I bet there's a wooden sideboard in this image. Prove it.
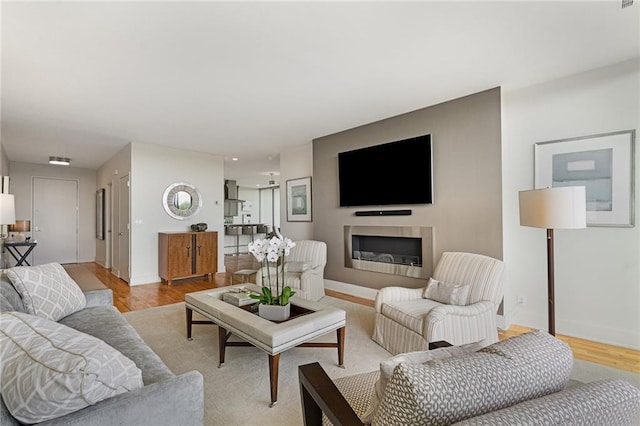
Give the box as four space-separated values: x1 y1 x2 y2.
158 231 217 285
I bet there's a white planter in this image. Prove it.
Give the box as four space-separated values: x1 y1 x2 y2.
258 303 291 322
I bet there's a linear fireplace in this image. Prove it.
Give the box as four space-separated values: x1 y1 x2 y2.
344 226 433 279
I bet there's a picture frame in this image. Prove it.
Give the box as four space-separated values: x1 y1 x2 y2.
534 130 635 227
96 188 105 240
286 176 312 222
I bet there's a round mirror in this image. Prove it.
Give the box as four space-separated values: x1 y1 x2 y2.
162 182 202 220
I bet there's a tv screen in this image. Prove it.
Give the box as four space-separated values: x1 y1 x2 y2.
338 134 433 207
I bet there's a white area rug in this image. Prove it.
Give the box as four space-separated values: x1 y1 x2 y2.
124 297 390 426
124 297 640 425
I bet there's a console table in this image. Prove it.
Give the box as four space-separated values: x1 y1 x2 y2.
4 241 37 266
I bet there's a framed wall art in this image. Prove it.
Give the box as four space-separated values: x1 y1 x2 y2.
286 176 312 222
534 130 635 227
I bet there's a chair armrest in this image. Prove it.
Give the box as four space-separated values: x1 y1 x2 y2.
307 265 324 275
424 301 495 342
298 362 363 426
374 286 423 313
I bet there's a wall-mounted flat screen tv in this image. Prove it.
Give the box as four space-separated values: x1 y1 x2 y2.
338 134 433 207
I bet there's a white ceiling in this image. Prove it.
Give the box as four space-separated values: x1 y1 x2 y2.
2 1 638 187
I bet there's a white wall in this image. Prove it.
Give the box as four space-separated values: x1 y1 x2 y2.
502 59 640 349
9 161 97 264
259 186 280 232
130 143 224 285
0 144 9 176
230 187 261 224
280 142 313 241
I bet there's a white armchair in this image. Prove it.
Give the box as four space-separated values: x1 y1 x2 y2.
372 252 505 355
256 240 327 302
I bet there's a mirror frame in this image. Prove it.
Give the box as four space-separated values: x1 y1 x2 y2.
162 182 202 220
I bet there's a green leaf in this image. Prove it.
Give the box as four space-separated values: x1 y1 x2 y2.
279 286 296 305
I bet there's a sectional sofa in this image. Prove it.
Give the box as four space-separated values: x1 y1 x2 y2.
0 263 204 425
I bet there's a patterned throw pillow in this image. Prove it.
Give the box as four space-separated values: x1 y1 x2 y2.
372 331 573 426
7 263 86 321
360 341 485 424
0 312 143 424
423 277 470 305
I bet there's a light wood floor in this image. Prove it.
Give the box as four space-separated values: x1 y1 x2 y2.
84 255 639 374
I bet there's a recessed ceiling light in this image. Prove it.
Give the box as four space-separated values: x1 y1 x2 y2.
49 156 71 166
232 157 238 161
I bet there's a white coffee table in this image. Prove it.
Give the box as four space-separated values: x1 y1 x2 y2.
185 284 346 406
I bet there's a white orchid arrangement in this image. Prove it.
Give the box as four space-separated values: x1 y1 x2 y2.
247 235 296 306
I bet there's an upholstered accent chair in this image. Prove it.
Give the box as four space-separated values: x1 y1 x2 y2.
299 332 640 426
256 239 327 302
372 252 505 355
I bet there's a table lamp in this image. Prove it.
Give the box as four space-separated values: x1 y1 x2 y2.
0 194 16 269
8 220 31 242
518 186 586 336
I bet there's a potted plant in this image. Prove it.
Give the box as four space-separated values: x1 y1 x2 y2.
247 235 296 321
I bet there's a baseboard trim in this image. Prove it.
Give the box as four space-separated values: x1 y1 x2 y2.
514 309 640 351
129 275 160 286
324 279 378 301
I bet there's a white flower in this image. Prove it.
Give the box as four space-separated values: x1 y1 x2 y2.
283 238 296 256
266 250 280 263
248 239 267 262
268 236 282 250
248 235 297 296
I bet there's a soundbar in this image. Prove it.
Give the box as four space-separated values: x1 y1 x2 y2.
355 209 412 216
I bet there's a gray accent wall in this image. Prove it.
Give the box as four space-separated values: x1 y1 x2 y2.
313 87 503 290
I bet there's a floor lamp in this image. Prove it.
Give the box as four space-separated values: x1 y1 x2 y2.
518 186 586 336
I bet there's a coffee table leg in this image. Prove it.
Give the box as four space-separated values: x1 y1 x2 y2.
186 307 193 340
218 326 227 368
337 327 345 367
268 353 280 407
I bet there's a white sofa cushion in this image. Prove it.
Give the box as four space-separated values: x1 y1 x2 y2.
0 312 143 424
423 277 470 305
372 331 573 426
7 263 86 321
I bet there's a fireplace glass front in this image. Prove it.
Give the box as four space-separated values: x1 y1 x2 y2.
344 225 433 279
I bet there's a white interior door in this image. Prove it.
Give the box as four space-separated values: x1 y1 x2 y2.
105 183 112 268
32 177 78 265
118 175 130 282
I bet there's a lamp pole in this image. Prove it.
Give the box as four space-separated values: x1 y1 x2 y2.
546 228 555 336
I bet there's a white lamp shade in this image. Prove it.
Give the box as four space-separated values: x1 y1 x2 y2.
0 194 16 225
519 186 586 229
